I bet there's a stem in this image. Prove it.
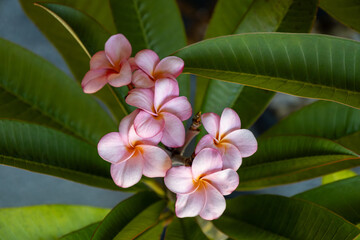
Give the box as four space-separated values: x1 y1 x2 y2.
179 112 202 156
107 85 128 115
142 179 165 197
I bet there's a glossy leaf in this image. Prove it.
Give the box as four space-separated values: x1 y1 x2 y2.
135 222 164 240
165 217 209 240
0 38 115 144
213 194 360 239
320 0 360 33
175 33 360 109
0 205 109 240
60 223 99 240
295 176 360 226
322 169 357 184
92 192 163 239
237 135 360 190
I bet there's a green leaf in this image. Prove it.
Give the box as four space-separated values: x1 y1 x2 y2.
92 192 163 239
322 169 357 184
135 222 164 240
0 205 109 240
175 33 360 109
165 218 209 240
295 176 360 226
109 0 190 98
0 119 146 191
0 38 115 145
60 223 99 240
213 195 360 239
237 135 360 190
320 0 360 33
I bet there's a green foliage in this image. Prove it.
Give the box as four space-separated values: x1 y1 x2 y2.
165 217 209 240
59 223 99 240
322 169 357 184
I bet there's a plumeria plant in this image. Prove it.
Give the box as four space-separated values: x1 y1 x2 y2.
1 0 360 239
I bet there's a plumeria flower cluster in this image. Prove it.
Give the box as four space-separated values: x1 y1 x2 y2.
82 34 258 220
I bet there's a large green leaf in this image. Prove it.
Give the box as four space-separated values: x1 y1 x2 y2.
109 0 190 98
320 0 360 33
0 119 147 191
175 33 360 109
92 192 164 239
135 222 165 240
0 205 109 240
295 176 360 226
165 218 209 240
60 223 99 240
237 135 360 190
213 195 360 239
322 169 357 184
0 38 115 145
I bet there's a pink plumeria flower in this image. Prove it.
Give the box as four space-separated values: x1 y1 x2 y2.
132 49 184 88
82 34 132 94
195 108 257 171
164 148 239 220
126 78 192 148
97 109 171 188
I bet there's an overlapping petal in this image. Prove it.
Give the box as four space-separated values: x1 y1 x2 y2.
97 132 134 164
154 78 179 110
126 88 155 114
134 111 164 138
217 143 243 170
90 51 112 69
165 166 196 194
195 134 216 154
223 129 258 157
160 96 192 121
160 112 185 148
219 108 241 138
141 145 171 177
132 70 154 88
110 152 143 188
81 69 108 94
119 109 139 144
192 148 222 179
134 49 159 76
107 61 132 87
154 56 184 78
105 34 132 66
201 113 220 139
203 169 239 195
175 185 206 218
199 183 226 220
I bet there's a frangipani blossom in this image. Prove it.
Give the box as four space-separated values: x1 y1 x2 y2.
132 49 184 88
164 148 239 220
195 108 257 171
126 78 192 148
97 110 171 188
82 34 132 94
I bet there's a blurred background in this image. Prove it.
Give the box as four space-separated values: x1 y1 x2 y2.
0 0 359 209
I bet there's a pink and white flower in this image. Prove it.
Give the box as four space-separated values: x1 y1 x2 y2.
164 148 239 220
195 108 257 171
97 110 171 188
126 78 192 148
132 49 184 88
82 34 133 94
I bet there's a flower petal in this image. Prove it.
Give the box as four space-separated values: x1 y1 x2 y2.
160 112 185 148
154 78 179 110
192 148 222 179
195 134 216 154
159 96 192 121
119 109 139 144
81 69 108 94
203 169 239 195
134 49 159 76
110 153 143 188
140 145 171 178
175 185 206 218
132 70 154 88
134 111 164 138
201 112 220 139
154 56 184 78
128 57 138 71
199 183 226 220
126 88 155 114
108 61 132 87
219 108 241 138
223 129 258 157
105 34 132 66
218 143 243 170
90 51 112 70
164 166 196 194
97 132 134 164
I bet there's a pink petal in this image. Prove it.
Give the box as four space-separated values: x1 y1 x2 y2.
164 166 196 194
218 143 243 170
134 111 164 138
97 132 134 164
219 108 241 138
108 61 132 87
195 134 216 154
154 78 179 111
128 124 162 147
81 69 108 94
192 148 222 179
154 56 184 78
110 152 143 188
134 49 159 77
140 145 171 178
125 88 155 114
90 51 112 70
199 183 226 220
201 113 220 139
132 70 154 88
223 129 258 157
202 169 239 195
160 112 185 148
175 185 206 218
159 96 192 121
119 109 139 144
105 34 132 67
128 57 138 71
